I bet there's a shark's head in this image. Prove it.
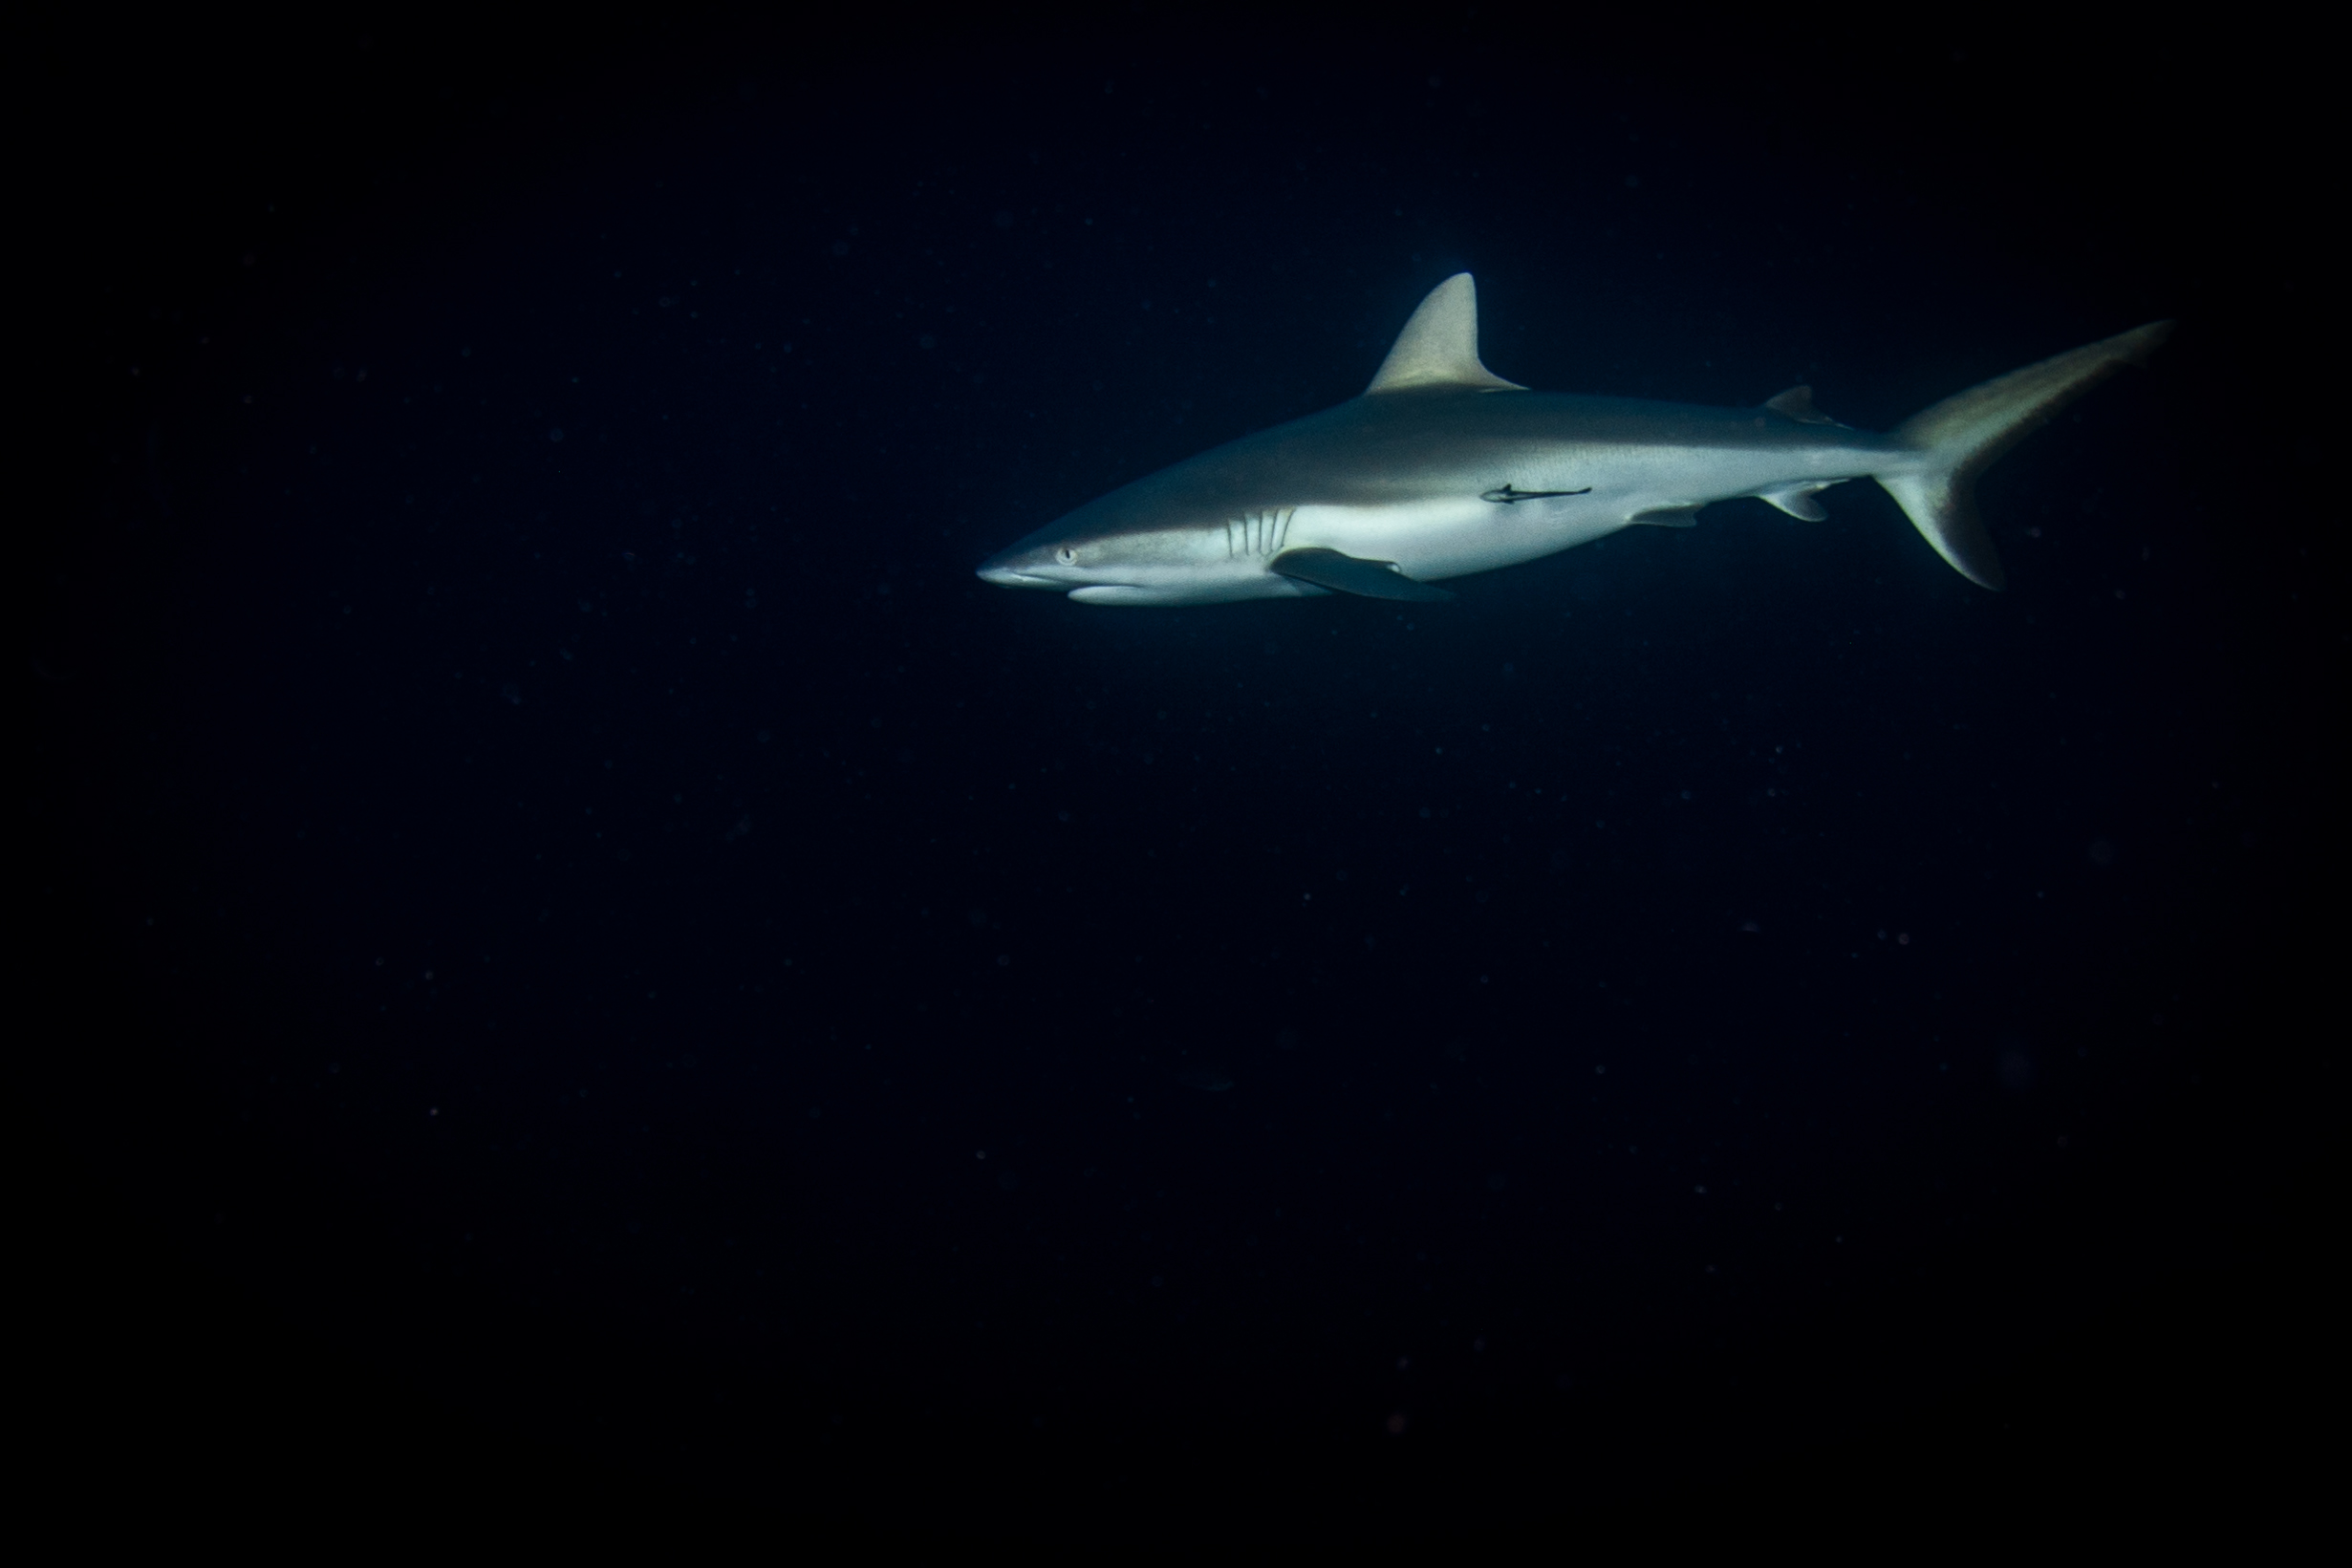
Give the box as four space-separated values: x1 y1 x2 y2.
977 273 1520 607
976 503 1282 606
974 526 1109 593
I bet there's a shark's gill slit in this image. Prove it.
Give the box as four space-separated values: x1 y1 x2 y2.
1225 508 1292 560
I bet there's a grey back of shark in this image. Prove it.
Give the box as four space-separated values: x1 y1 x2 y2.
977 274 2169 607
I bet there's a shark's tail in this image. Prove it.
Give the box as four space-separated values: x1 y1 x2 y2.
1877 320 2172 590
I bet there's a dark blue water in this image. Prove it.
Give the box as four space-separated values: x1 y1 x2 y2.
37 19 2326 1537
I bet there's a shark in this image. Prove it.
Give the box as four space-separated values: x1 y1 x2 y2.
976 274 2169 606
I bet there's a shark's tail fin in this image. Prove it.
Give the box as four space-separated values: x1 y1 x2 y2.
1877 321 2172 590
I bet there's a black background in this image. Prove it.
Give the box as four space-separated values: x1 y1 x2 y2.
31 10 2331 1541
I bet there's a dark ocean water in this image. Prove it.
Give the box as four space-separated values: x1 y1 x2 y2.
35 18 2329 1540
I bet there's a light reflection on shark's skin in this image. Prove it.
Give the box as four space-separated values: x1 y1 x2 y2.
979 274 2169 607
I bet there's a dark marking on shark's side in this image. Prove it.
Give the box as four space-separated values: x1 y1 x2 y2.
1480 483 1592 504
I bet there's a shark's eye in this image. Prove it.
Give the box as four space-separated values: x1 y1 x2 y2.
1056 547 1078 566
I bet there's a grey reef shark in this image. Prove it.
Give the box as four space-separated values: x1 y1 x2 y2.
978 274 2169 606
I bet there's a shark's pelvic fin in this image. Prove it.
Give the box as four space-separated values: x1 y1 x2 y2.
1878 320 2173 591
1629 505 1702 528
1364 274 1527 397
1270 547 1455 601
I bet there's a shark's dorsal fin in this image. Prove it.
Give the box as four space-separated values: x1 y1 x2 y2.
1365 274 1527 397
1763 385 1843 426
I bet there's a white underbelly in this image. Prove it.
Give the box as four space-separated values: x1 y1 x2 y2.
1289 500 1626 583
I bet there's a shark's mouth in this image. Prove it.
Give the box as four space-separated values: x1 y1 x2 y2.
976 564 1062 589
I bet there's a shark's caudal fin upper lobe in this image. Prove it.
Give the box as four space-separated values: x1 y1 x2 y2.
1877 320 2172 590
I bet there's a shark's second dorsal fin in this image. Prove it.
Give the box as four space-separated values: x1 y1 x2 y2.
1763 385 1844 426
1365 274 1527 396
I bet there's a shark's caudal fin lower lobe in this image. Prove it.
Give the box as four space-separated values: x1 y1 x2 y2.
1877 320 2172 590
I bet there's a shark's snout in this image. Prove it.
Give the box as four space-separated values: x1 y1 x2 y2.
976 556 1058 590
979 530 1087 589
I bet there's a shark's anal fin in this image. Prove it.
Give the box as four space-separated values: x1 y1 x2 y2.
1629 505 1701 528
1270 548 1455 602
1759 482 1835 521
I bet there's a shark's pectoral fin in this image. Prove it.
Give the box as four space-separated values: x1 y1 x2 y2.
1270 548 1454 602
1629 505 1702 528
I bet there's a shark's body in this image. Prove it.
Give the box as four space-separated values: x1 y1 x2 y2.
978 274 2169 606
